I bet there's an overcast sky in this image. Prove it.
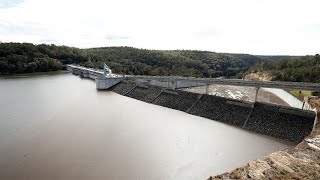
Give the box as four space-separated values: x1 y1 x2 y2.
0 0 319 55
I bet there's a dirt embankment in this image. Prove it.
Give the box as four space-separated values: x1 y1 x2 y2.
208 100 320 180
244 72 273 81
309 97 320 112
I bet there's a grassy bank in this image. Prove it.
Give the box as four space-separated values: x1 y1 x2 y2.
290 90 312 100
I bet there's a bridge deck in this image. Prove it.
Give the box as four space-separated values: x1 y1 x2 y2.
128 76 320 91
67 65 103 74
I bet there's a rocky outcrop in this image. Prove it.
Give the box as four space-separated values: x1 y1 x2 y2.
245 72 273 81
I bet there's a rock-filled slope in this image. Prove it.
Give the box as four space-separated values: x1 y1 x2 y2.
110 81 315 143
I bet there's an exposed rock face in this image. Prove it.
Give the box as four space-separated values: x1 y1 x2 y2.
309 96 320 112
209 147 320 179
245 72 273 81
209 112 320 180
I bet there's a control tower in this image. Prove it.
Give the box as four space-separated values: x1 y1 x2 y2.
103 63 112 78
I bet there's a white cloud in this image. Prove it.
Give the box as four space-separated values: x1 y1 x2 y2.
0 0 319 55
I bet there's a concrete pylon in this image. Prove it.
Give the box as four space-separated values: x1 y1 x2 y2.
254 87 260 102
170 81 177 89
206 85 210 94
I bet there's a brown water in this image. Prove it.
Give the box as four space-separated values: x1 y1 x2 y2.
0 73 293 180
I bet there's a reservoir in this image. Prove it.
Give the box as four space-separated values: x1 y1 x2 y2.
0 73 293 180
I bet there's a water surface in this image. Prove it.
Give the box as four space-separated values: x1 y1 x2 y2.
0 73 293 179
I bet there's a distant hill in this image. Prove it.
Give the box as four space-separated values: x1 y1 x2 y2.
86 47 265 77
0 43 264 77
246 54 320 83
258 55 301 61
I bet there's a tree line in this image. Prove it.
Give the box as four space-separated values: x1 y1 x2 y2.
0 43 86 74
0 43 264 77
247 54 320 83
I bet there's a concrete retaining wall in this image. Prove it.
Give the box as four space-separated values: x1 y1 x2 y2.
96 78 125 90
134 79 206 89
176 81 206 89
262 88 314 110
149 80 177 89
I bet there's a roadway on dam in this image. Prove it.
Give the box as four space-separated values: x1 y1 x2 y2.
67 65 320 91
0 72 293 180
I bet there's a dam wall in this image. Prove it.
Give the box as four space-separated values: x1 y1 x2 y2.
152 90 200 112
109 81 137 95
126 85 162 103
244 102 315 142
110 81 316 143
66 65 103 80
66 65 316 142
188 94 253 127
122 78 206 89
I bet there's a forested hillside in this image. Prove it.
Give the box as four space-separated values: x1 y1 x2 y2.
258 55 301 61
0 43 85 74
247 54 320 83
0 43 263 77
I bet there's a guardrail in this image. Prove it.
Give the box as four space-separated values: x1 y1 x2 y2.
128 76 320 91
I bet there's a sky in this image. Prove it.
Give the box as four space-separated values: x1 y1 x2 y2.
0 0 319 55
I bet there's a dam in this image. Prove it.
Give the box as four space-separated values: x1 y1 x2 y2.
0 73 294 180
67 64 318 143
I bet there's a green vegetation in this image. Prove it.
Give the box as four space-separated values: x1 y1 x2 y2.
247 54 320 83
290 90 312 100
2 42 318 85
258 55 301 61
0 43 87 75
0 43 264 77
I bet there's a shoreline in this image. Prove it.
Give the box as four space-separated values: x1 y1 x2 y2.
0 70 69 78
